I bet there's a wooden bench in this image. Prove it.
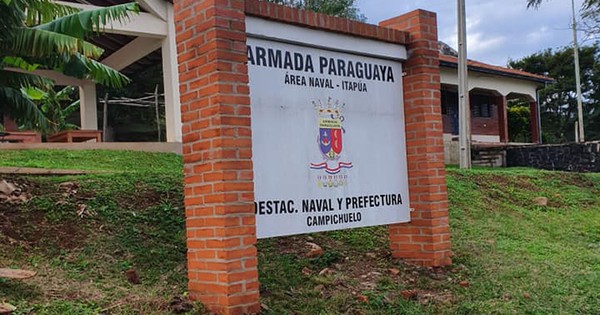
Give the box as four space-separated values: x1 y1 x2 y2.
47 130 102 143
0 131 42 143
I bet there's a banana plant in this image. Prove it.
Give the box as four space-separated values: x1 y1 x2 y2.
22 85 80 135
0 0 139 129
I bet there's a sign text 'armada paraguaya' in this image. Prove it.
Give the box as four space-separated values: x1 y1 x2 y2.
248 34 410 238
247 44 396 83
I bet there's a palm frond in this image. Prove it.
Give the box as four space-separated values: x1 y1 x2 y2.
526 0 544 8
73 54 130 88
4 27 104 58
36 3 139 38
0 86 47 129
63 99 80 117
24 0 80 26
0 69 48 88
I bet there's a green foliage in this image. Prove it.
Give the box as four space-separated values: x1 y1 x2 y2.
22 85 80 134
264 0 366 21
0 0 138 129
0 149 183 173
509 45 600 142
507 99 531 142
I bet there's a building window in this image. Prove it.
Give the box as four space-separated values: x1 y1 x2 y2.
441 90 457 115
472 94 493 118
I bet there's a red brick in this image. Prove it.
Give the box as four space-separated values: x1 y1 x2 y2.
382 10 451 268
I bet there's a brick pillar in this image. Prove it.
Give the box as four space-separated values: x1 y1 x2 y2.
380 10 452 267
173 0 260 314
529 101 540 143
497 95 509 143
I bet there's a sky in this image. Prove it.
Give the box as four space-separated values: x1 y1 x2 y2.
355 0 589 67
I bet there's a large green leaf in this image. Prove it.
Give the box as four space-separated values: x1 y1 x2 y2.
0 69 47 89
21 85 47 100
0 86 47 129
72 54 130 88
25 0 80 26
5 27 104 58
36 2 139 38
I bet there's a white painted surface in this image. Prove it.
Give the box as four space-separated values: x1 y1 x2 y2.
471 135 501 143
101 37 163 71
138 0 167 21
440 67 539 99
248 36 410 238
79 83 98 130
246 17 407 61
162 3 183 142
6 68 86 86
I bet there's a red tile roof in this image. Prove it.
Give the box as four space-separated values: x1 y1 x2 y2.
439 55 553 83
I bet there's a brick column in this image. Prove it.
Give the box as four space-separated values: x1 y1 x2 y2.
173 0 260 314
380 10 452 267
529 101 540 143
497 95 509 143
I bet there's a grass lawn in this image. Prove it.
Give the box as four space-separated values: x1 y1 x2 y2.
0 150 598 314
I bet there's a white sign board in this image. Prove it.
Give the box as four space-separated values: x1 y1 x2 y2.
248 28 410 238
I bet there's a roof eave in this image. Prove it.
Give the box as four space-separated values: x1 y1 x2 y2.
439 60 555 84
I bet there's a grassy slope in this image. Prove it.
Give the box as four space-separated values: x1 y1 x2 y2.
0 150 598 314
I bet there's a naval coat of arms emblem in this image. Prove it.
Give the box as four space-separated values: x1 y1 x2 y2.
310 98 353 187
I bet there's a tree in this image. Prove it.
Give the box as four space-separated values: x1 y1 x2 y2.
507 99 532 143
265 0 366 21
0 0 138 129
508 45 600 143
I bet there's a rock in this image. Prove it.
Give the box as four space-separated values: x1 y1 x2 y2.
301 267 313 276
305 242 324 258
533 197 548 206
0 180 29 204
125 269 141 284
459 280 470 287
0 268 36 279
0 303 16 314
365 252 377 259
0 180 17 196
400 289 418 300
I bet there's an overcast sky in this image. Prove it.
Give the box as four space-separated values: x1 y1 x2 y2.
355 0 588 67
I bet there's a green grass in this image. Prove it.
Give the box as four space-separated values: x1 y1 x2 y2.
0 149 182 173
0 150 598 314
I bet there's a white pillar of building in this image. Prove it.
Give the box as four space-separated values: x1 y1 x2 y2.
162 3 182 143
79 83 98 130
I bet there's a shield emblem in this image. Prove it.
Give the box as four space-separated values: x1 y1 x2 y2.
318 117 343 158
319 128 332 155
